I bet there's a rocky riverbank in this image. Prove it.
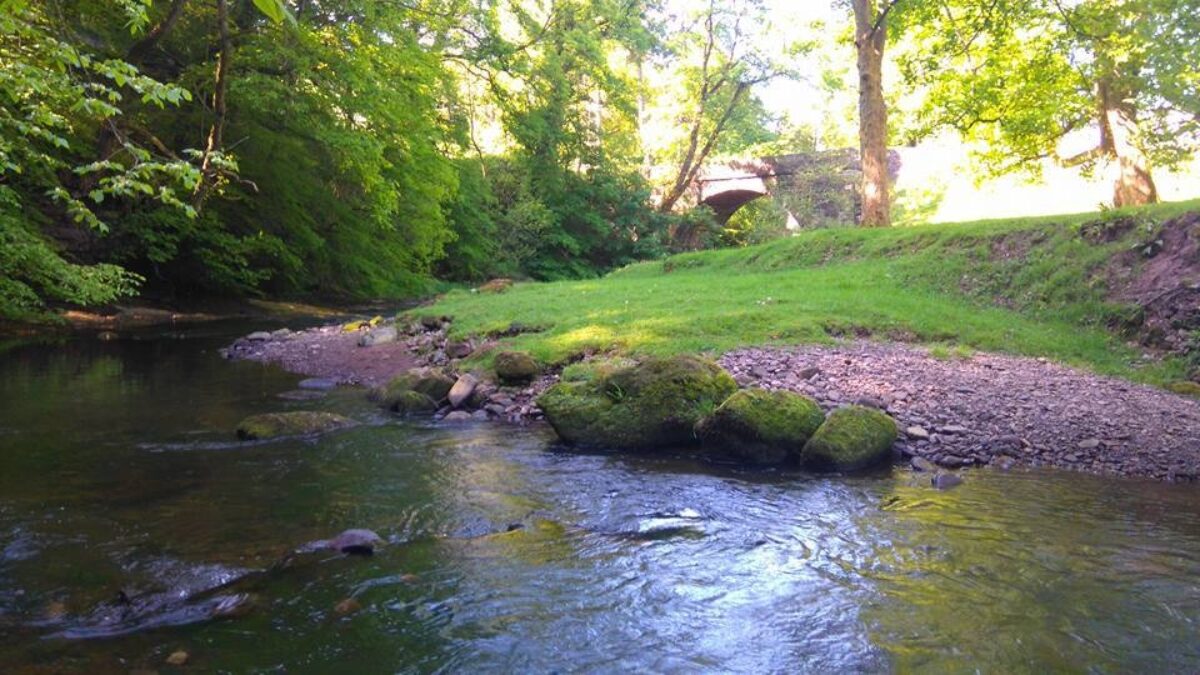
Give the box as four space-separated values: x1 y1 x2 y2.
719 343 1200 482
224 319 1200 482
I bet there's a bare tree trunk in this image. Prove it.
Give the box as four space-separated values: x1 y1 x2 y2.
1098 78 1158 207
658 82 750 214
193 0 231 211
852 0 891 227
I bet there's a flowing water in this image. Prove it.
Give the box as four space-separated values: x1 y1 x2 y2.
1 329 1199 673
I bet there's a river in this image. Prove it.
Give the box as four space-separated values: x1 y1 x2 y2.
1 327 1198 672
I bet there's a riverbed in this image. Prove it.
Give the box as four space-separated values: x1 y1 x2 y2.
2 329 1199 672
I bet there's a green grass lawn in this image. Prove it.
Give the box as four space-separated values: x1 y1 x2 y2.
417 200 1199 386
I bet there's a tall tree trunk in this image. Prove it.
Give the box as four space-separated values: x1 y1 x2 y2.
852 0 891 227
193 0 231 211
1098 77 1158 208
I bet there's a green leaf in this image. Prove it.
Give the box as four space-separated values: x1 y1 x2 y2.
251 0 286 24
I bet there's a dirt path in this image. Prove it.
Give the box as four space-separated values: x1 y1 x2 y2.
720 342 1200 482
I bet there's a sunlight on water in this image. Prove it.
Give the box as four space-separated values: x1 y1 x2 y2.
1 333 1198 672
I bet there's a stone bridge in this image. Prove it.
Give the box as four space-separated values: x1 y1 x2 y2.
690 149 900 226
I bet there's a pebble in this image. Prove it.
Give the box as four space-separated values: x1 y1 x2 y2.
905 425 930 440
911 456 937 472
334 598 362 616
166 650 189 666
931 473 963 490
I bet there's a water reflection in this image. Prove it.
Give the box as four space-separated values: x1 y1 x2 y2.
0 336 1199 671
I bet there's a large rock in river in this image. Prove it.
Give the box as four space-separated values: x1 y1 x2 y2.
695 389 825 465
374 368 455 410
236 411 356 440
800 405 897 471
539 354 738 450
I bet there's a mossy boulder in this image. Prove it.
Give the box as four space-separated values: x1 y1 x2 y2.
695 389 825 464
387 390 439 414
801 405 898 471
374 368 455 410
539 354 738 450
236 411 356 440
1166 380 1200 398
494 351 541 384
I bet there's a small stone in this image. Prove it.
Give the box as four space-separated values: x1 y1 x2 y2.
445 340 473 359
443 411 473 423
938 424 968 435
854 396 884 409
298 377 338 391
1077 438 1101 449
931 473 963 490
911 456 937 472
447 374 478 409
938 454 968 468
166 650 189 666
333 598 362 616
246 331 272 341
471 410 489 420
905 425 930 440
358 325 398 347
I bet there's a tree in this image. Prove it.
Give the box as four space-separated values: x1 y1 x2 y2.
849 0 899 227
652 0 792 214
900 0 1200 207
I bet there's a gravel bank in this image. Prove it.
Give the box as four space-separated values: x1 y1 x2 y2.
720 342 1200 482
223 321 1200 481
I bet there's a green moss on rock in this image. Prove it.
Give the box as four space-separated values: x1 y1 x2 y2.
389 390 439 414
539 354 738 450
1166 381 1200 398
695 389 825 464
236 411 356 440
801 405 897 471
375 368 455 409
494 351 541 383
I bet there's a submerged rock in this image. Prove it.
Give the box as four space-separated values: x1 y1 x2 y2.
306 529 384 556
494 351 541 384
236 412 356 440
931 472 963 490
695 389 825 464
539 354 738 450
801 405 898 471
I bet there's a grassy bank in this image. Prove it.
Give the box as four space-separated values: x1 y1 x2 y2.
418 200 1200 385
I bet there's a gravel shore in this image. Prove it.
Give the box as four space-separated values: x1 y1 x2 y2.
225 322 1200 482
720 343 1200 482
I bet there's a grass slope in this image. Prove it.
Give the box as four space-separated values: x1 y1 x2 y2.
419 200 1200 385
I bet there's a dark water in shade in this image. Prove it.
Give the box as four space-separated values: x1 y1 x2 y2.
1 331 1199 673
